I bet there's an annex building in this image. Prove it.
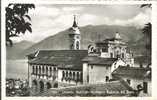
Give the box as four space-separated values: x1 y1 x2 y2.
27 16 151 96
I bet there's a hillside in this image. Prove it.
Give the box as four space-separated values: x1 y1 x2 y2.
7 41 34 59
10 24 146 59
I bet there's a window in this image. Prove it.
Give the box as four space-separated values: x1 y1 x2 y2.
69 72 72 78
110 53 113 58
32 66 34 74
36 66 38 75
143 82 148 93
73 72 75 80
80 72 83 81
50 67 52 76
46 66 48 75
62 71 65 78
66 71 68 77
54 67 56 71
42 66 45 73
122 53 124 58
76 41 80 50
91 65 93 69
105 76 109 82
77 72 79 82
127 79 131 85
87 75 89 83
39 66 41 74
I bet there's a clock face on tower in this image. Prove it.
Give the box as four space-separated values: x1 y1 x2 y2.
76 41 80 50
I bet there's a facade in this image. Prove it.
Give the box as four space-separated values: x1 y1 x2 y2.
82 57 126 84
28 50 88 94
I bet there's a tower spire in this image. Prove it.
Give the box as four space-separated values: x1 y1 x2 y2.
72 15 78 27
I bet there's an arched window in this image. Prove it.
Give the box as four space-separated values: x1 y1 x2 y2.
36 66 38 75
106 76 109 82
122 53 124 58
50 67 52 76
39 81 44 92
39 66 41 74
34 66 36 74
42 66 45 74
73 72 75 80
110 53 113 58
77 72 79 81
47 82 52 89
54 67 56 71
66 71 68 77
69 71 72 78
76 41 79 50
46 66 48 76
80 72 83 81
62 71 65 78
32 66 35 74
32 80 38 92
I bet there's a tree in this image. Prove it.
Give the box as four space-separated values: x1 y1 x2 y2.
142 23 152 53
6 4 35 46
140 4 152 57
140 4 151 8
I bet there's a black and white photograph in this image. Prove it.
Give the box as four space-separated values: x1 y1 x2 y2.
3 2 153 98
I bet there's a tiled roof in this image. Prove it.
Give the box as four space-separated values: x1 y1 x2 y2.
82 56 117 66
134 55 151 65
28 50 88 70
112 66 151 79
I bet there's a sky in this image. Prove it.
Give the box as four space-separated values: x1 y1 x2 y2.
10 4 151 43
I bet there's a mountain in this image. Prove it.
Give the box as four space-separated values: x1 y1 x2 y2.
20 24 145 59
7 41 34 59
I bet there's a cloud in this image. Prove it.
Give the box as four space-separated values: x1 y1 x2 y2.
62 7 83 12
11 5 151 43
29 6 60 17
111 9 151 28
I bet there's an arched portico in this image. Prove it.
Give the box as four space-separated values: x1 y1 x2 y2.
46 82 52 89
32 80 38 93
39 81 44 92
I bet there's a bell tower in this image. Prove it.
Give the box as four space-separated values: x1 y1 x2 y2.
69 15 81 50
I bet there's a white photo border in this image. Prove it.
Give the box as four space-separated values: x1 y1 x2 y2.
1 0 157 100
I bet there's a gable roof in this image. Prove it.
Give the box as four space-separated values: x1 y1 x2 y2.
112 66 151 80
82 56 117 66
28 50 88 70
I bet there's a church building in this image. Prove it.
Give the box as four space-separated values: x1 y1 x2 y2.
27 16 137 95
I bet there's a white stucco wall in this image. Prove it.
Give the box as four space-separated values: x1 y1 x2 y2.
83 63 88 84
83 59 126 84
88 65 111 84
